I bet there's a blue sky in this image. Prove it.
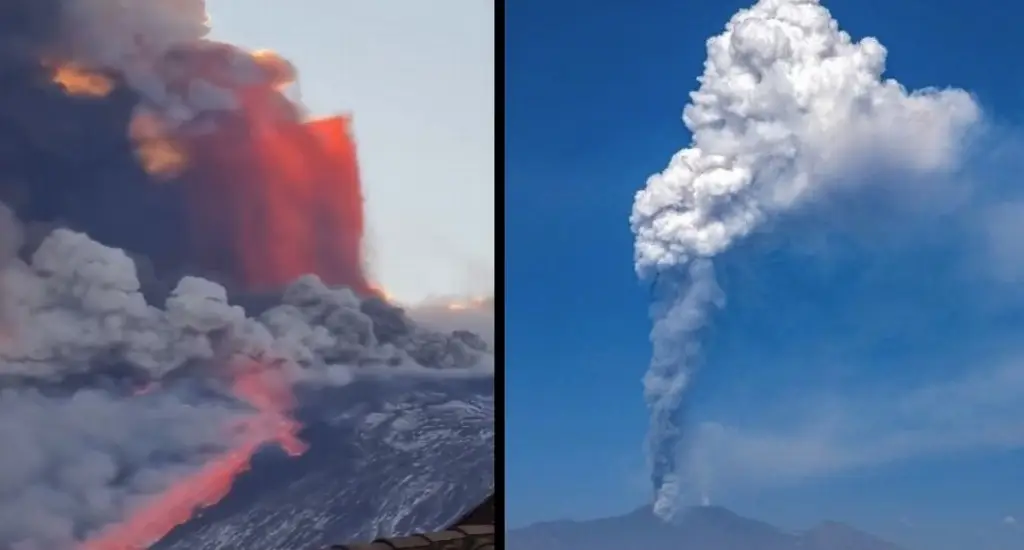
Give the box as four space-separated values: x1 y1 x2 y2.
208 0 493 303
506 0 1024 548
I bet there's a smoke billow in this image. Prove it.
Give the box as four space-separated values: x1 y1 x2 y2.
0 390 247 550
0 0 373 295
630 0 980 520
0 211 491 549
406 295 495 347
0 216 491 393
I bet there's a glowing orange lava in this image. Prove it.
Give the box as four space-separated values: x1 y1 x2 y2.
182 111 370 293
152 41 372 293
51 63 115 97
79 362 306 550
68 39 371 550
129 108 190 179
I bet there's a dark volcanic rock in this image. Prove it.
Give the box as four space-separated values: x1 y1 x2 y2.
152 379 494 550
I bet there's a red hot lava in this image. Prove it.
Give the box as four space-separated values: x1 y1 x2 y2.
139 41 374 294
80 362 307 550
184 112 370 293
68 39 374 550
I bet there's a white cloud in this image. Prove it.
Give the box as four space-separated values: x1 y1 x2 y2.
981 201 1024 283
687 356 1024 492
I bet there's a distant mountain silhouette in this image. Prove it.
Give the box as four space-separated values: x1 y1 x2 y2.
506 505 909 550
799 520 907 550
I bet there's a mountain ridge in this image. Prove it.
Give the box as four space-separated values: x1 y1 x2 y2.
507 504 911 550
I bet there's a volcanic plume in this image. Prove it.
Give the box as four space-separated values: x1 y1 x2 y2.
2 0 372 295
155 42 371 293
0 2 494 550
630 0 979 520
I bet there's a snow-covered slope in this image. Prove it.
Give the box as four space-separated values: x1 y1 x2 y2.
153 380 494 550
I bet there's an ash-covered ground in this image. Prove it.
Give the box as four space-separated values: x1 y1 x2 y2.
154 381 494 550
0 217 494 550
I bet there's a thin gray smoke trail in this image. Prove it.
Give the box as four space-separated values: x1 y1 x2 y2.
644 261 723 518
630 0 979 520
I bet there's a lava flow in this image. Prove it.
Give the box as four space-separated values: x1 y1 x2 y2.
80 362 307 550
182 110 370 293
24 7 382 548
157 41 373 294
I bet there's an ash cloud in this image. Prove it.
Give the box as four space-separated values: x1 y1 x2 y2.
0 207 492 549
406 295 495 348
631 0 981 520
0 210 492 387
0 389 247 550
0 3 193 288
0 0 315 293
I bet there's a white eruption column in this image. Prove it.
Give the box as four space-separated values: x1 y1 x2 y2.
630 0 979 520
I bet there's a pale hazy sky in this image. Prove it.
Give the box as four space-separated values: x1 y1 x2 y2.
207 0 494 302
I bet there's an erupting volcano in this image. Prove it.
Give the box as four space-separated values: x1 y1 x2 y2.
51 40 373 294
39 6 375 547
148 41 372 293
78 361 309 550
184 112 369 293
0 2 493 550
3 0 374 296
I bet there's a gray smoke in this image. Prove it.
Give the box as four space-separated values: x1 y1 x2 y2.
630 0 979 520
0 390 247 550
406 297 495 348
0 207 491 549
0 202 23 326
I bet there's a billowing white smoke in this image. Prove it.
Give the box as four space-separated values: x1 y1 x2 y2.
630 0 980 520
0 203 491 548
